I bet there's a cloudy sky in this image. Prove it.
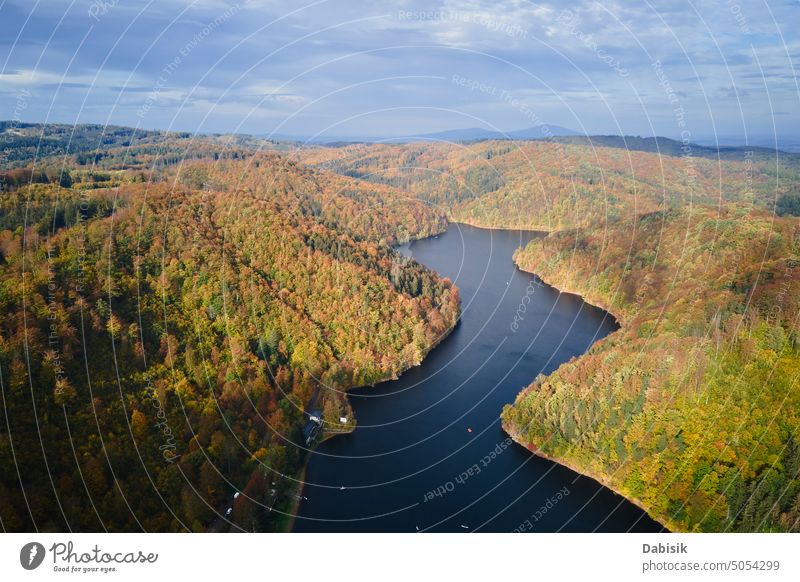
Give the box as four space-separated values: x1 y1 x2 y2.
1 0 798 143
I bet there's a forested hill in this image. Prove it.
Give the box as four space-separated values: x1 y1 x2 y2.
296 140 800 231
548 135 798 162
0 122 291 170
0 149 458 531
503 206 800 531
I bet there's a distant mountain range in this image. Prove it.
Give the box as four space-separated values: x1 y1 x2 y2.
394 124 581 142
267 124 580 144
265 126 799 158
3 121 796 163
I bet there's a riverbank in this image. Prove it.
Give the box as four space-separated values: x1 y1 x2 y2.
281 462 308 532
505 253 670 531
288 231 462 531
502 208 800 532
511 249 628 326
502 423 672 532
452 218 552 234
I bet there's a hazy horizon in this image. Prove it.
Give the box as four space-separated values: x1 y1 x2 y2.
4 118 798 152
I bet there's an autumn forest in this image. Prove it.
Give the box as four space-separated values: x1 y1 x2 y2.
1 122 799 532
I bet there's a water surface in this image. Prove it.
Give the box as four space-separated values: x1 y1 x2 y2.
293 224 663 532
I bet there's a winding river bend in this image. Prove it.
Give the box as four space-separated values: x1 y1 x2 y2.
293 224 664 532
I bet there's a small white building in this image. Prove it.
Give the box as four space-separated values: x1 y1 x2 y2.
339 417 348 424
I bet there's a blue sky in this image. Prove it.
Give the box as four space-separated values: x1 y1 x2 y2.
1 0 798 142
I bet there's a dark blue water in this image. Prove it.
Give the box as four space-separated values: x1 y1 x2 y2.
293 224 664 532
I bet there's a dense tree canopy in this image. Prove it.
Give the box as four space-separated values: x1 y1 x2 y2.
0 150 458 532
503 206 800 531
2 123 798 533
296 140 800 231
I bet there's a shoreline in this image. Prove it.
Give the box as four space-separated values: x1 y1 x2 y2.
511 246 628 326
282 462 308 533
507 251 672 532
451 218 551 234
288 229 461 531
512 254 625 329
502 423 674 532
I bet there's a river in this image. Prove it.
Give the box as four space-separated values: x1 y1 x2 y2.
292 223 664 532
